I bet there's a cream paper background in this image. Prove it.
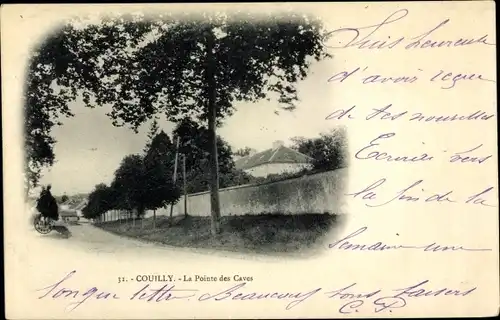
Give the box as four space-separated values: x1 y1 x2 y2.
2 2 498 318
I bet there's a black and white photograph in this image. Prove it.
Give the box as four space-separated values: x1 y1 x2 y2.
24 9 349 255
5 3 497 319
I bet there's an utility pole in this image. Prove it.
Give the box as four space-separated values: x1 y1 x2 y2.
169 136 180 223
183 154 187 217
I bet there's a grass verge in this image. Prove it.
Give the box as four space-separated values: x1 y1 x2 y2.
95 213 338 254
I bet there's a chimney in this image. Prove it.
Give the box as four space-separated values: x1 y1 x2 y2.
272 140 284 149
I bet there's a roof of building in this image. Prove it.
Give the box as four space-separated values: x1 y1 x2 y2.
235 145 313 170
62 198 88 211
73 200 87 211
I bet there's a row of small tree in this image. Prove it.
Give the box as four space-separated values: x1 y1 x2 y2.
82 127 180 222
82 118 256 222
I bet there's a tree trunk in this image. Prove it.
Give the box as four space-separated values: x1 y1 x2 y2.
183 154 188 217
153 209 156 229
135 206 144 227
205 29 221 235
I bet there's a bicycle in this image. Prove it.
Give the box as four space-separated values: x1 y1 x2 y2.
33 214 71 237
33 214 54 234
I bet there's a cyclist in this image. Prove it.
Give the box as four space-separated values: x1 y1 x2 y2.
36 185 59 224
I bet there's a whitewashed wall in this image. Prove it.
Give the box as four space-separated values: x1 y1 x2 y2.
244 163 313 178
102 168 348 221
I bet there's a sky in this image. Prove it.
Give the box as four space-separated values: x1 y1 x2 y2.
39 58 338 195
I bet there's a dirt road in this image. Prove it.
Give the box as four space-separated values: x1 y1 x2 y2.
5 209 326 319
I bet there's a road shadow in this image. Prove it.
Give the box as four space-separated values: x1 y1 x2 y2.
38 226 72 239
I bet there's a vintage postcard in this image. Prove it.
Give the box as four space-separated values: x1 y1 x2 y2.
2 1 498 319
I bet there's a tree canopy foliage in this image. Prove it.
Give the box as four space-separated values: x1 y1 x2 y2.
173 118 254 193
143 130 181 211
290 128 347 172
234 147 256 157
82 183 115 219
26 12 328 133
109 154 147 216
143 117 160 153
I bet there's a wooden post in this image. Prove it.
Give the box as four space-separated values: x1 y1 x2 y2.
133 212 136 227
169 136 180 222
153 209 156 229
183 154 187 217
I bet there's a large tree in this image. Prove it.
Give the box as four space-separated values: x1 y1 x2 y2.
143 130 180 223
110 154 148 218
173 118 253 193
143 117 160 153
25 11 330 234
23 24 95 197
82 183 115 219
290 128 348 172
61 194 69 203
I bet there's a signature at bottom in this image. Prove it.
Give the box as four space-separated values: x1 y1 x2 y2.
324 280 476 314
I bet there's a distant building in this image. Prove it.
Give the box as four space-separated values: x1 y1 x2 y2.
72 199 88 217
60 198 88 223
60 210 79 223
234 140 313 178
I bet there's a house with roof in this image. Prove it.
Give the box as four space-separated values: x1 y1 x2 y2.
60 197 88 223
234 140 313 178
